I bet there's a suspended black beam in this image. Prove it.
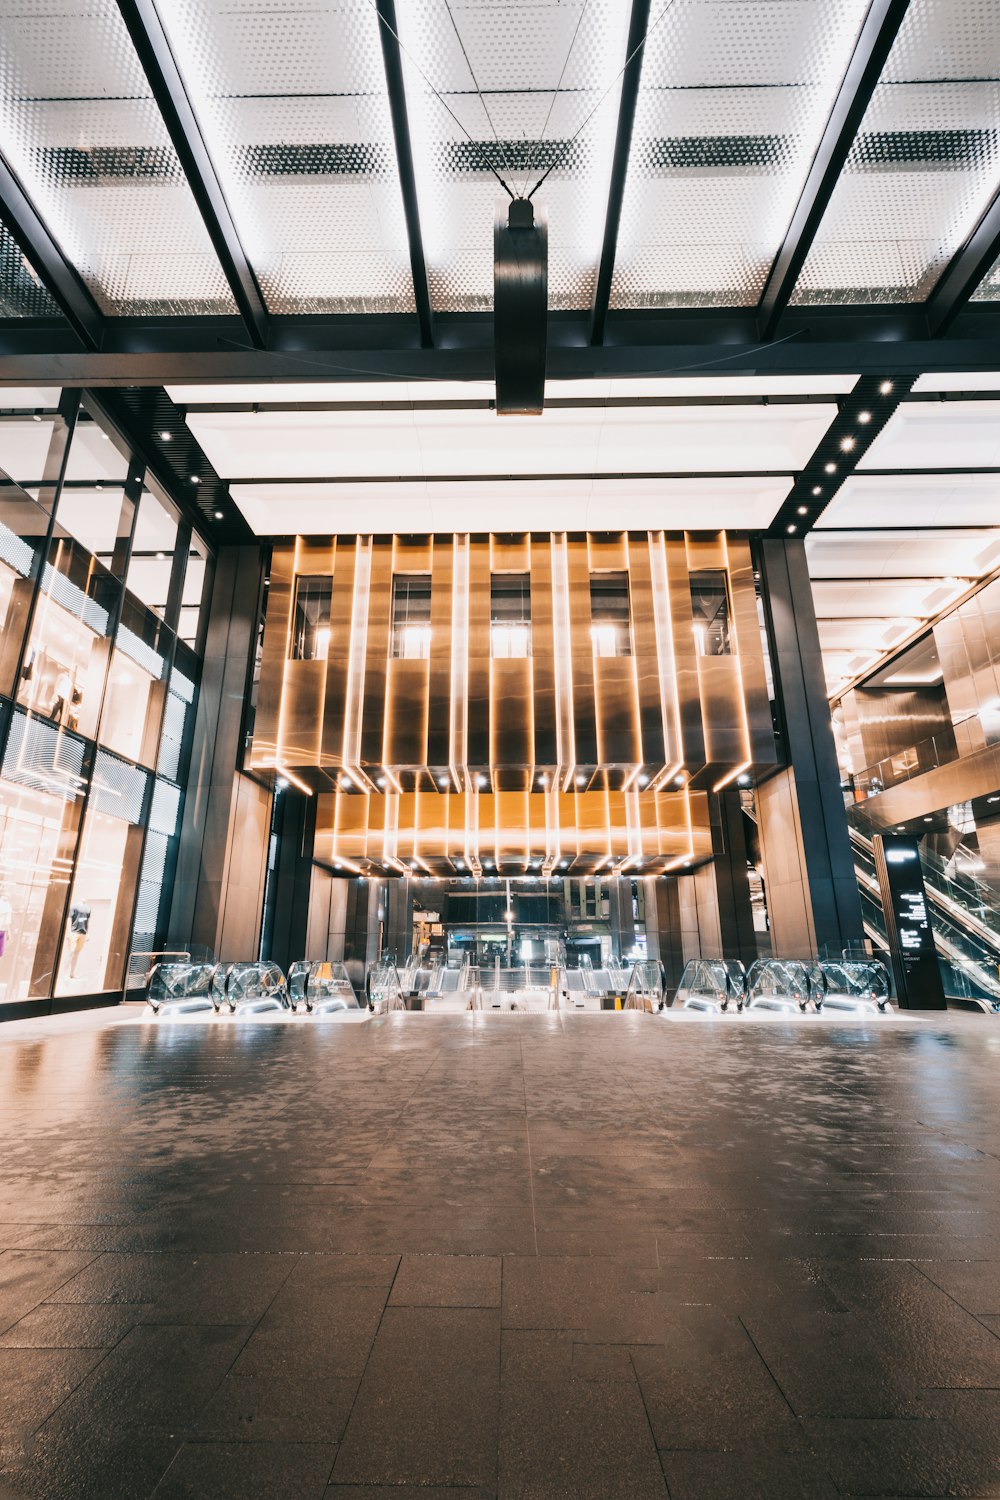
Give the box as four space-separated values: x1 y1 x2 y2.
376 0 434 349
590 0 652 347
926 188 1000 336
116 0 269 350
757 0 912 340
0 155 104 349
4 304 1000 383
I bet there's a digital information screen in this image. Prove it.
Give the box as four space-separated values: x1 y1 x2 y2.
872 834 946 1010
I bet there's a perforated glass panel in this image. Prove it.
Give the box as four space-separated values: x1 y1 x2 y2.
794 0 1000 306
0 0 236 314
396 0 631 311
611 0 872 309
0 223 61 317
150 0 414 313
972 246 1000 302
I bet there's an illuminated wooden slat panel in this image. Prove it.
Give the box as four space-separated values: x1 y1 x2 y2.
427 538 453 772
319 538 357 769
566 538 597 767
727 535 774 765
251 539 296 769
530 539 557 766
466 539 491 767
627 535 667 769
359 538 393 766
665 534 705 771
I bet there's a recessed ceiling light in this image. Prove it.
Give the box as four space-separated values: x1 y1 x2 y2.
738 773 751 785
190 475 201 483
797 506 808 516
824 462 837 474
31 413 41 423
159 430 171 441
924 817 932 822
213 510 224 520
674 773 685 786
811 486 822 496
879 380 894 395
857 410 872 424
787 524 796 533
575 774 586 787
840 436 856 452
638 774 648 787
377 777 386 789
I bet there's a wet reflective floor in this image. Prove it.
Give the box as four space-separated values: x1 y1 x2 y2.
2 1006 1000 1499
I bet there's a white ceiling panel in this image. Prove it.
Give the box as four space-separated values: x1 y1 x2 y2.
189 404 837 481
810 578 965 618
817 617 921 652
859 401 1000 470
912 373 1000 392
229 475 791 536
167 374 858 407
806 528 1000 579
817 472 1000 528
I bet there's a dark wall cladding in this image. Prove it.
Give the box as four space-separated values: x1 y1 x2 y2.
0 392 212 1011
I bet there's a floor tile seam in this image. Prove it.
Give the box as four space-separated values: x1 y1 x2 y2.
0 1247 105 1339
737 1313 820 1434
909 1259 1000 1335
518 1042 538 1257
327 1253 405 1483
20 1313 143 1448
626 1346 675 1497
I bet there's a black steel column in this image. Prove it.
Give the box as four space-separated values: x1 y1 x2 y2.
264 789 316 971
757 538 864 957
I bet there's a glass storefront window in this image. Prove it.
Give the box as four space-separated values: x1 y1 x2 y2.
0 487 49 699
179 534 210 647
99 597 171 767
55 751 148 998
590 573 632 658
156 651 198 783
126 485 179 620
17 537 118 743
0 709 88 1003
490 573 531 659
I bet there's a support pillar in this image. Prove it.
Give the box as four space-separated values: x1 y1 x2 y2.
168 546 271 962
757 539 864 958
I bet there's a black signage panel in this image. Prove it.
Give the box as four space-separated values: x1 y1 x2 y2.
872 834 947 1010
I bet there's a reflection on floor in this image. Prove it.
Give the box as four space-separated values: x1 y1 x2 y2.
1 1008 1000 1498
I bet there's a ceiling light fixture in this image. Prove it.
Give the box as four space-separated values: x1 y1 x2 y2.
160 431 171 441
824 462 837 474
213 510 224 520
798 505 808 515
879 380 894 395
840 436 856 452
857 410 872 424
787 524 796 532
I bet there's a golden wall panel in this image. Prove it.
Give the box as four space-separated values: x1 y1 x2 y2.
255 530 777 873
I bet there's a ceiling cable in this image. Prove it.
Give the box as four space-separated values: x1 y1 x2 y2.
521 0 593 195
443 0 516 192
369 0 514 198
527 0 679 200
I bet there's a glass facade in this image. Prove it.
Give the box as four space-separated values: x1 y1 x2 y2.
0 392 212 1007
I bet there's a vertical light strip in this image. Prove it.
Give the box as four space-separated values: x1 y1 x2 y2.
342 535 372 782
464 782 481 876
274 535 303 766
712 532 753 793
551 532 576 791
648 531 684 789
449 533 470 787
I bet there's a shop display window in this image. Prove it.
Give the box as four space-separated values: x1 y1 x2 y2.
391 574 432 659
0 416 61 491
0 488 50 699
16 536 119 743
291 576 333 660
52 486 132 573
156 650 198 783
0 709 88 1003
55 751 148 998
99 596 170 767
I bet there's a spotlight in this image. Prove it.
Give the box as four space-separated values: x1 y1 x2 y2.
213 510 224 520
674 773 685 786
857 410 872 424
840 436 856 452
798 506 808 515
879 380 894 395
824 462 837 474
159 430 171 441
190 475 201 483
787 524 796 533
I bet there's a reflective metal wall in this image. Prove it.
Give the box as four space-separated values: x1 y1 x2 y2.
250 531 777 876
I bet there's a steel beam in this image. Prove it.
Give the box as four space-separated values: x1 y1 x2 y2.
926 188 1000 335
757 0 912 339
375 0 434 348
116 0 270 349
0 155 104 348
590 0 652 346
1 304 1000 384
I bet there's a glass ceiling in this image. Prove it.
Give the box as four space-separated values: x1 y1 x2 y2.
610 0 872 309
1 0 1000 321
395 0 631 312
151 0 415 315
0 0 236 315
793 0 1000 306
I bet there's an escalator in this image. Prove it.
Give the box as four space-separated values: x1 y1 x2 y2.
848 815 1000 1010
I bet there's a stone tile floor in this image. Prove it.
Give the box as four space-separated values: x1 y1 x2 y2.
0 1006 999 1497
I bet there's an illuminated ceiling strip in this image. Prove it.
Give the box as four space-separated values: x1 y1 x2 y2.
712 760 750 794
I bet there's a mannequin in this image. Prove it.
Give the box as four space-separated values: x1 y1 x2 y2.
0 889 11 960
68 901 91 978
49 669 73 724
